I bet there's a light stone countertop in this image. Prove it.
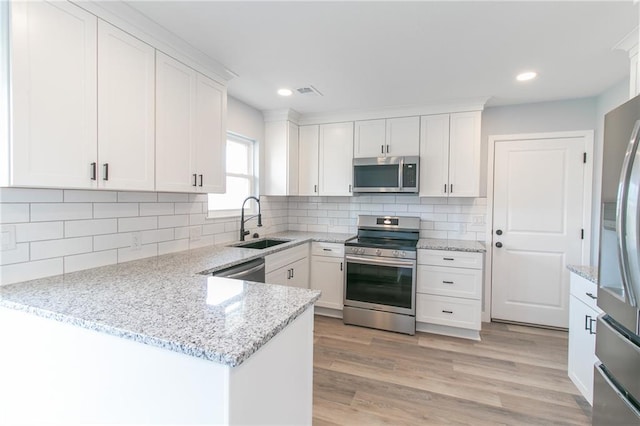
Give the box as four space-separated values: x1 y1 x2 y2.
0 231 354 367
417 238 486 253
567 265 598 284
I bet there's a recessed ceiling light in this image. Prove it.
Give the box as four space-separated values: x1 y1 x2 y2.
277 88 293 97
516 71 537 82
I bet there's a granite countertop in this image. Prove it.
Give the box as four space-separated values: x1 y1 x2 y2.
0 231 353 367
417 238 486 253
567 265 598 284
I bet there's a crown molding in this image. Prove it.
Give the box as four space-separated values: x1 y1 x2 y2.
73 1 234 84
263 109 302 124
297 97 489 126
613 26 639 57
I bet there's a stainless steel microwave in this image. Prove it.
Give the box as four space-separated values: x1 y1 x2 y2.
352 156 419 193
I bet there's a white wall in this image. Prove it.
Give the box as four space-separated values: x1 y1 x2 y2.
227 96 264 143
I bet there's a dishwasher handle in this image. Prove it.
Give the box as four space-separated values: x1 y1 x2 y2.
212 258 265 280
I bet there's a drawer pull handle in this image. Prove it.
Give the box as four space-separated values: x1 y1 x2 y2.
442 280 454 284
589 318 596 335
442 310 453 314
323 248 332 251
586 292 597 300
443 257 454 261
584 314 592 331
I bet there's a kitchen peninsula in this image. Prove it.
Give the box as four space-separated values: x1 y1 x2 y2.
0 234 346 425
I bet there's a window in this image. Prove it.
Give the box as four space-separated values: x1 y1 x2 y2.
208 133 258 217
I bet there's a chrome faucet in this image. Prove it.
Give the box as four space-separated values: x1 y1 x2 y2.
240 196 262 241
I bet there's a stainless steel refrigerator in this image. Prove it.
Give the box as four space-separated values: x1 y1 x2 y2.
594 94 640 424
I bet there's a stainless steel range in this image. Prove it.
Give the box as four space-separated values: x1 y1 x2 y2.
343 215 420 335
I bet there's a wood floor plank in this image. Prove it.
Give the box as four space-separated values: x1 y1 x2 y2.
313 317 591 426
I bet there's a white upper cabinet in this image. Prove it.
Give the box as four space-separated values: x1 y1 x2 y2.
156 52 226 193
319 122 354 196
264 120 299 196
97 20 155 191
9 0 97 188
354 117 419 158
354 119 386 158
298 125 320 196
420 111 481 197
194 73 226 194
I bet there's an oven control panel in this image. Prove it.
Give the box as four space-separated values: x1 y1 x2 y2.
347 246 416 260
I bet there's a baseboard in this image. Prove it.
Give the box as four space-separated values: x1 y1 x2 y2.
314 306 343 319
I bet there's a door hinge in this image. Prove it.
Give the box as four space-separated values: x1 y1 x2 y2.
583 152 587 164
581 229 584 240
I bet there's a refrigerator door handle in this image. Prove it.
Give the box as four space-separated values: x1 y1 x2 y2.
617 119 640 307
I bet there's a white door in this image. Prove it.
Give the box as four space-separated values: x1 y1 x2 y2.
97 20 155 191
448 111 481 197
354 119 385 158
194 73 226 194
155 52 197 193
319 122 354 196
491 136 587 328
11 1 97 188
298 125 319 196
419 114 450 197
386 116 420 156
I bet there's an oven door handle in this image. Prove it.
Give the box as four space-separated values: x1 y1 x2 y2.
345 254 415 268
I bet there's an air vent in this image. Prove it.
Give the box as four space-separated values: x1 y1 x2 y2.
296 85 323 96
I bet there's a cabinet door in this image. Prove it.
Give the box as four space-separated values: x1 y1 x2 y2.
354 119 386 158
287 121 299 195
386 116 419 156
419 114 449 197
155 52 197 193
299 125 319 196
448 111 481 197
311 256 344 310
568 295 598 404
319 122 354 196
194 73 226 193
265 266 290 287
97 20 155 191
289 257 309 289
264 120 298 196
11 1 97 188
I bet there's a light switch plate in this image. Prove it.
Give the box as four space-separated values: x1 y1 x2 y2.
0 225 16 251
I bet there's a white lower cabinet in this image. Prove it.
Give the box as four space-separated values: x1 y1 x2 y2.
416 249 483 339
310 242 344 311
265 244 309 289
568 272 602 405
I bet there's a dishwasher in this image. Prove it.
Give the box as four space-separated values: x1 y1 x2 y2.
211 258 265 283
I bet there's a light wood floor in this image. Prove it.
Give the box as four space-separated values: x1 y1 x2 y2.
313 316 591 425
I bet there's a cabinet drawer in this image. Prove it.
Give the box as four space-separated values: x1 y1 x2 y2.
418 249 483 269
265 243 309 273
416 294 481 330
311 242 344 258
570 273 601 313
417 265 482 300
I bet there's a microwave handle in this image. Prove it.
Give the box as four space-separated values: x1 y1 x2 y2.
398 157 404 190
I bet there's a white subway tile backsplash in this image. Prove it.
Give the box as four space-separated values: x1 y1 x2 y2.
64 190 117 203
117 192 158 202
139 203 174 216
65 219 118 238
94 203 138 218
175 202 203 215
94 233 132 251
214 231 237 245
189 213 206 225
31 203 92 222
64 250 117 273
189 193 208 202
0 204 30 223
140 229 174 245
0 258 63 285
158 193 189 202
202 223 225 235
15 222 64 242
0 243 30 266
118 217 157 232
174 227 190 240
189 235 215 250
158 239 189 255
118 244 158 263
158 215 189 229
0 188 63 203
31 237 93 261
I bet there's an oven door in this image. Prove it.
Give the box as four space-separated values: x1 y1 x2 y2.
344 254 416 315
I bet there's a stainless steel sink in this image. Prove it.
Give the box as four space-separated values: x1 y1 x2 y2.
230 239 291 250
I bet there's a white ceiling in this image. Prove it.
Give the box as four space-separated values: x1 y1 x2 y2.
126 1 638 115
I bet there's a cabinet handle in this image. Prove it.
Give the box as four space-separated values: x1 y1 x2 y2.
287 269 291 279
349 184 352 193
586 292 597 300
291 268 294 278
386 144 389 153
589 318 596 335
444 184 447 194
450 184 453 193
192 174 197 187
323 248 332 251
314 184 317 193
381 145 384 154
584 314 592 331
90 162 97 181
442 310 453 314
442 280 454 284
199 174 203 187
103 163 109 181
443 257 454 261
340 262 343 271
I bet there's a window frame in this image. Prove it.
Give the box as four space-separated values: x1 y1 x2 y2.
207 132 259 219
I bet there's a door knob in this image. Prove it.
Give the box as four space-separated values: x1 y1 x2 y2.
496 229 503 235
495 242 503 248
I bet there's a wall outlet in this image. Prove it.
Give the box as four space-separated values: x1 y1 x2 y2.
131 232 141 251
0 225 16 251
190 226 202 242
472 215 485 225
